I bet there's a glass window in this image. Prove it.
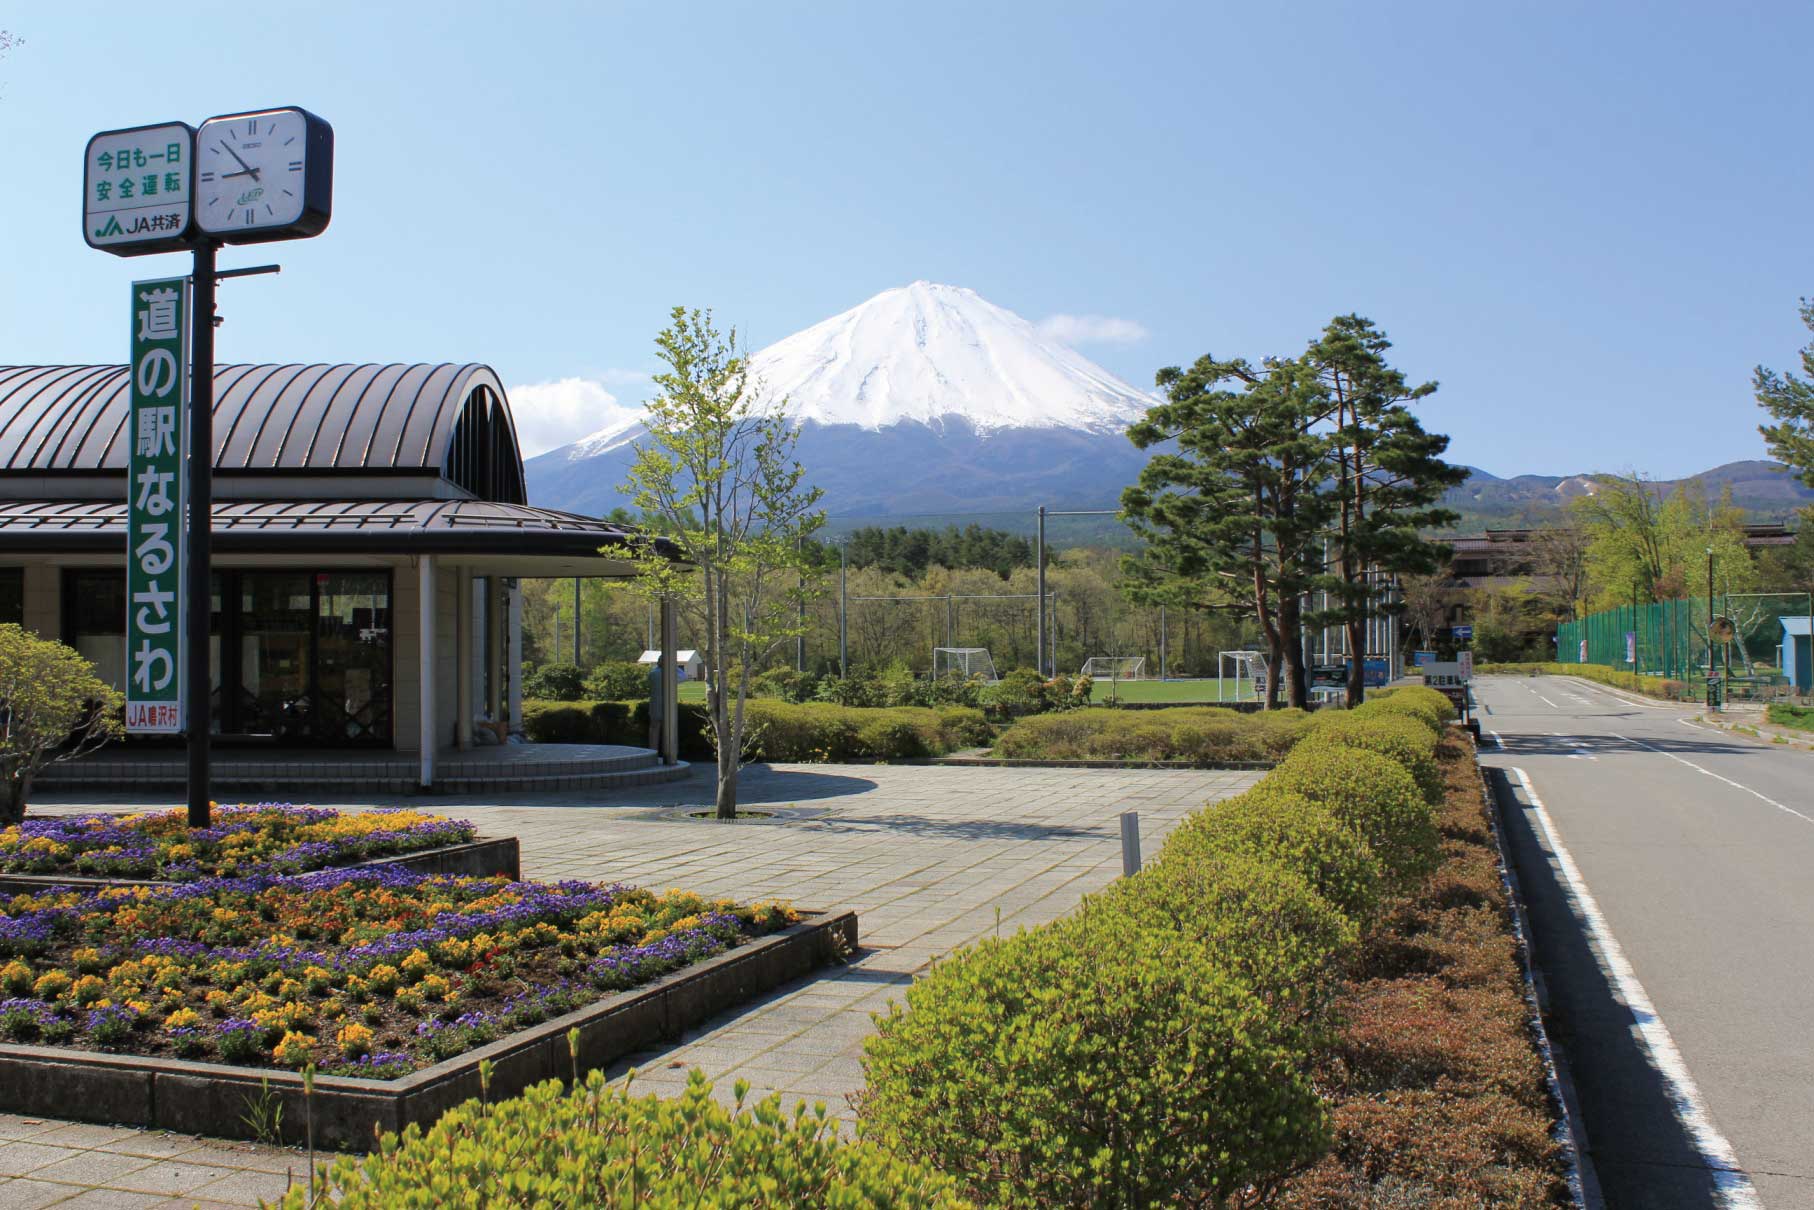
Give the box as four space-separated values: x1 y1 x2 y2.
0 569 21 627
65 569 127 692
234 572 314 740
316 572 392 744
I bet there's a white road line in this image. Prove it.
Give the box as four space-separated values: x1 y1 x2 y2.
1612 729 1814 828
1535 693 1559 708
1509 767 1761 1208
1488 729 1505 750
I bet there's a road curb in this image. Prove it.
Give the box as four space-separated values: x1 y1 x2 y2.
1480 761 1601 1210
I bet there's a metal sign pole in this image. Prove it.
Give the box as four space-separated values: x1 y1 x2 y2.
186 241 216 828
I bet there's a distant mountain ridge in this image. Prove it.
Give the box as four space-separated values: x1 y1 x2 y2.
1446 459 1814 525
520 282 1810 530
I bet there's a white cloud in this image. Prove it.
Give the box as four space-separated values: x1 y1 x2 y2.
1036 314 1150 348
505 376 645 457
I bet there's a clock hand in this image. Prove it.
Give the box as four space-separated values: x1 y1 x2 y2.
218 141 261 182
221 168 258 181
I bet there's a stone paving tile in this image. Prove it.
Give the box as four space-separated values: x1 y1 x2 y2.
19 761 1254 1196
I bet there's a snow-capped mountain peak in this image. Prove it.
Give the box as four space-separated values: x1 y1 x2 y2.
558 281 1155 460
748 281 1155 434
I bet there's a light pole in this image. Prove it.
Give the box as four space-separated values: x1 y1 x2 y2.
1706 547 1716 711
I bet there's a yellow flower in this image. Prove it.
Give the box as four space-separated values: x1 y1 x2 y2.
164 1008 202 1031
335 1021 374 1056
0 959 32 996
68 975 108 1006
272 1030 314 1067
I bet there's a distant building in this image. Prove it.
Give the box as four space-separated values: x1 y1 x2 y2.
639 649 703 681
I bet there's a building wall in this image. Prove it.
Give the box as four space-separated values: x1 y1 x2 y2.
22 561 59 640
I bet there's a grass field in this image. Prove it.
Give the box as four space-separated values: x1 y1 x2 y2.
1087 677 1249 704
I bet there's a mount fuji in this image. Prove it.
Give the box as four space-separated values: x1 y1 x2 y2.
521 282 1162 521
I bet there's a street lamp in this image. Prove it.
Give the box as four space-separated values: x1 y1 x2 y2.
1706 546 1717 711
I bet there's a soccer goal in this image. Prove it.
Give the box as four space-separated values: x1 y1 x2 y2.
1080 656 1146 682
1218 650 1268 702
933 647 999 682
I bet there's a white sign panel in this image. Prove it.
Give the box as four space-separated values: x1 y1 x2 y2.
84 122 195 256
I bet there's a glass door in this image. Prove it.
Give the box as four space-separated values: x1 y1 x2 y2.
235 572 314 740
315 572 392 745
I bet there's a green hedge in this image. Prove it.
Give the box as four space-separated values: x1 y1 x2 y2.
1766 702 1814 732
992 706 1312 763
1303 712 1444 805
860 896 1330 1207
276 1069 965 1209
1357 685 1454 736
1264 745 1440 893
1157 788 1384 928
521 698 988 762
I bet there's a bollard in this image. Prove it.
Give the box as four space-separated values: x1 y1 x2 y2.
1120 811 1142 877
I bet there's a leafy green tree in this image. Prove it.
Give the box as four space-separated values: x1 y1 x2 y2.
1123 354 1332 708
1756 298 1814 486
1574 477 1756 609
0 624 123 824
620 307 824 819
1306 315 1466 706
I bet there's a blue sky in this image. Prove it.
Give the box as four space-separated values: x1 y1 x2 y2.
3 2 1810 476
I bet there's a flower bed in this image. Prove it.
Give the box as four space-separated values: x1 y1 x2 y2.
0 805 476 881
0 867 795 1077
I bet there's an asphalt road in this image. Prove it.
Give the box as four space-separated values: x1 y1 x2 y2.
1477 675 1814 1210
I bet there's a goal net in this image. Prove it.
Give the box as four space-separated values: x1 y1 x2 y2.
1081 656 1146 681
1218 650 1268 701
933 647 999 682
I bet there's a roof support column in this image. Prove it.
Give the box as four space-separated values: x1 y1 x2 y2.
660 597 679 766
418 554 437 788
507 579 523 735
455 566 473 750
486 576 503 719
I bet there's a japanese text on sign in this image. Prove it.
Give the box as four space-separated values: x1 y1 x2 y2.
125 276 188 733
84 124 194 254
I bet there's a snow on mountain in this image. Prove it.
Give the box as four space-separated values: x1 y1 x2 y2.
748 281 1156 434
555 281 1155 463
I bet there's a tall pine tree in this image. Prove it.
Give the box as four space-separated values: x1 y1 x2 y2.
1122 354 1331 708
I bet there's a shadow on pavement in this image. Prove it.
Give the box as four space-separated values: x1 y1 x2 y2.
1491 731 1757 760
1486 766 1724 1209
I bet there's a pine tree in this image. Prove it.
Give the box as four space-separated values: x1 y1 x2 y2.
1122 354 1332 708
1305 315 1466 706
1756 298 1814 487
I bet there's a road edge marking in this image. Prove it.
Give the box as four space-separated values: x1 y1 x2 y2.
1508 766 1761 1208
1613 729 1814 828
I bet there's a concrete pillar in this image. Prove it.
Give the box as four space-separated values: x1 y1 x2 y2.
507 579 523 733
455 567 473 749
660 597 679 766
418 555 436 788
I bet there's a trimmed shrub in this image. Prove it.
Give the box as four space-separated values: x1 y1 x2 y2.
933 706 993 748
993 706 1311 763
522 661 586 701
1356 685 1453 736
1158 788 1384 927
277 1069 966 1209
1268 746 1440 892
521 699 635 745
1304 712 1444 805
860 905 1330 1207
1103 849 1359 1021
584 660 648 701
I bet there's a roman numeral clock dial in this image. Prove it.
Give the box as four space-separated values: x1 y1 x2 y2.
195 107 332 244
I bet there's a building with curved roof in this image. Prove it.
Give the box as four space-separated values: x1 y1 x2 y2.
0 364 678 784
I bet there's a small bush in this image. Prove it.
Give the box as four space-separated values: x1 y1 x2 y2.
1159 789 1385 927
861 906 1329 1208
993 706 1311 763
1268 746 1440 892
520 699 635 745
1357 685 1453 736
584 661 648 701
1304 712 1443 805
1103 850 1358 1022
278 1069 965 1209
522 662 586 701
933 705 993 748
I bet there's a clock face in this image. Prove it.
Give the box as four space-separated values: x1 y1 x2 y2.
195 107 332 242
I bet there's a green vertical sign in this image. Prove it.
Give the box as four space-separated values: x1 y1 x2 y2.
126 276 188 733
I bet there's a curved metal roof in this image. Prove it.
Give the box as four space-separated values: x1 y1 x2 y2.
0 498 665 558
0 364 526 501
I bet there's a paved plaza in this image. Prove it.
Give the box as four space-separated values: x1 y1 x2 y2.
1 761 1253 1207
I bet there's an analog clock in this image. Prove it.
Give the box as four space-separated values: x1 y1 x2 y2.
195 107 332 243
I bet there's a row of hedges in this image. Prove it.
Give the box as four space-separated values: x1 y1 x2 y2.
295 683 1563 1205
991 705 1313 763
855 685 1469 1206
1476 660 1690 700
520 698 991 762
